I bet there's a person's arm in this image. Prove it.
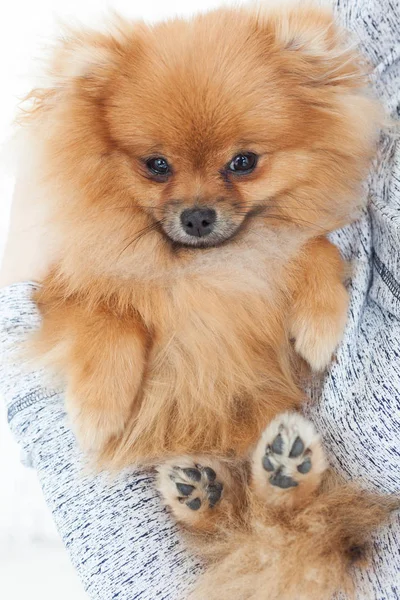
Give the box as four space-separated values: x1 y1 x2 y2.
0 282 202 599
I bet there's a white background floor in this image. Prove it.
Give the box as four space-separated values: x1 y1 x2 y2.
0 0 223 598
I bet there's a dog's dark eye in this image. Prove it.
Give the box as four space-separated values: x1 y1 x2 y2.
146 157 171 177
228 152 258 174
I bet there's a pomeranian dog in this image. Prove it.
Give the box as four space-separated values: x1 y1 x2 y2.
24 1 379 464
21 1 397 597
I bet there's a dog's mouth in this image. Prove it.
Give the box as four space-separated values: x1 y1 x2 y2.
161 222 241 249
160 206 255 249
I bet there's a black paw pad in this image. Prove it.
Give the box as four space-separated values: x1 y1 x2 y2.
203 467 217 483
262 456 275 472
271 434 283 455
207 482 223 507
297 457 312 474
186 498 202 511
289 436 304 458
182 468 202 482
270 468 298 489
176 483 195 496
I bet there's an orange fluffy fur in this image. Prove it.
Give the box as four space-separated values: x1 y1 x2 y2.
23 2 380 465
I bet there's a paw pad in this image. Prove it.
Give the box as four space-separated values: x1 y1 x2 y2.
170 464 223 510
289 436 304 458
269 469 298 489
297 457 311 474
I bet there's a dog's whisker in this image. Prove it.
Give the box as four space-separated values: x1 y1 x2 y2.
117 220 164 260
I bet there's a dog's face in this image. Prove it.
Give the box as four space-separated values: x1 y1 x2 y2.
105 17 315 249
28 5 379 261
106 31 295 248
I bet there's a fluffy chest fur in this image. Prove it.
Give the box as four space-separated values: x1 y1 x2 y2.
34 224 307 464
104 232 304 463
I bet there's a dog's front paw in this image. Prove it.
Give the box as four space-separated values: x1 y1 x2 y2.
292 317 344 372
157 456 236 531
290 284 348 372
251 412 327 507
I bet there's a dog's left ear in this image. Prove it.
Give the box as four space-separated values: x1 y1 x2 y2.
257 2 366 88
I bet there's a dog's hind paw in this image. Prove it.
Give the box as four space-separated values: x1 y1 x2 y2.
251 412 327 507
157 455 237 531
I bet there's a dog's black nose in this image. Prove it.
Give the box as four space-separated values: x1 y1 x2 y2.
180 208 216 237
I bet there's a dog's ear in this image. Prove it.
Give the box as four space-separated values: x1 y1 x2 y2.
19 19 137 124
256 2 366 88
272 3 339 56
45 24 128 96
18 21 142 130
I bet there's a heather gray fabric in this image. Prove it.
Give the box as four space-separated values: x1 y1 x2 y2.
1 0 399 597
